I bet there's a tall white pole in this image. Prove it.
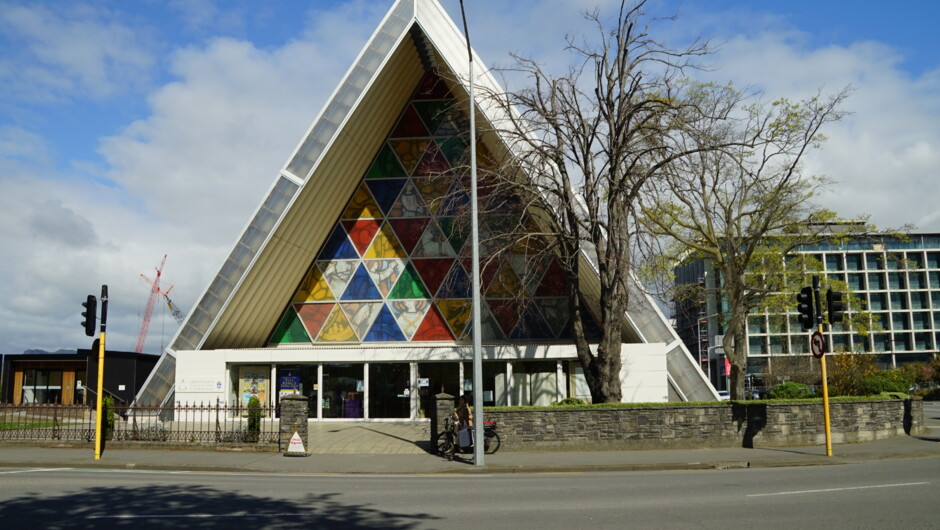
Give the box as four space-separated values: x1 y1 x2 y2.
459 0 484 467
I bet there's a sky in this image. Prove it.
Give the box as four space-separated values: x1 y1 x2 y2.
1 0 938 355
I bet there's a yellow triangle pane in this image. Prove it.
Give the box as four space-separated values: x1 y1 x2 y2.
486 260 526 297
364 222 407 259
437 299 472 338
316 304 358 342
293 266 334 302
342 183 383 219
390 139 429 175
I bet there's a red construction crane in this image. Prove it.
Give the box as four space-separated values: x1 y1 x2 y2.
135 254 168 353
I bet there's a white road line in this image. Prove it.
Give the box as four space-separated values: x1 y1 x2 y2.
0 468 73 475
747 482 929 498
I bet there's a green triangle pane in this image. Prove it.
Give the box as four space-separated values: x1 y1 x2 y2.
365 143 408 180
270 308 311 344
413 100 451 133
388 261 430 299
438 217 469 255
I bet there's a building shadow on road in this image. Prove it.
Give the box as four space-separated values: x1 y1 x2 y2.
0 483 439 529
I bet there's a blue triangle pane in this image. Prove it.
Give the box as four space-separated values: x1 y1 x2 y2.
341 263 382 300
318 225 359 260
437 262 471 298
366 179 407 216
363 304 407 342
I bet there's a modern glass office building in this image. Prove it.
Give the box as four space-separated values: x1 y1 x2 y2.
675 234 940 389
135 0 718 417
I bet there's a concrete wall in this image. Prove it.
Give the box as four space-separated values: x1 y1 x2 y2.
483 399 924 451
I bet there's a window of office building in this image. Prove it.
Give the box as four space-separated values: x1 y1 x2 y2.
865 253 883 270
869 293 887 311
845 254 863 271
890 292 908 310
909 272 925 289
847 273 865 291
888 272 906 290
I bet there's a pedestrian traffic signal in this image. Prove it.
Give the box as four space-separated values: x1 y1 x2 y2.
796 286 815 330
827 288 844 324
81 295 97 336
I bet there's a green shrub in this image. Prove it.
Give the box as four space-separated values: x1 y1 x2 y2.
247 396 262 443
553 397 586 406
859 370 912 395
923 388 940 401
768 382 811 399
102 396 115 440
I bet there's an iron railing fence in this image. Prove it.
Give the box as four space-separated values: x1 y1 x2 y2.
0 402 280 445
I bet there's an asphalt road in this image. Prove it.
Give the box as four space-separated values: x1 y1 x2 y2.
1 457 936 529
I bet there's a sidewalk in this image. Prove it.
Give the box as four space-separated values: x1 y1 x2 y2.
0 425 937 475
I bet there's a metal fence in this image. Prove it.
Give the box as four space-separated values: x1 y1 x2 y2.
0 402 280 445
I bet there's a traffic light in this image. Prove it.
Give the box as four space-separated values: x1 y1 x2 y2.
796 286 815 330
81 295 97 336
827 288 845 324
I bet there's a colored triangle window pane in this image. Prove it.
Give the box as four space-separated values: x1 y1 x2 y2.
340 302 384 341
388 217 430 255
535 298 570 339
270 307 311 344
536 259 568 296
341 218 382 257
414 71 453 99
386 180 429 218
411 258 454 297
318 225 358 260
437 299 472 338
390 105 430 138
295 303 334 340
413 141 450 177
435 109 468 138
488 299 522 337
364 259 405 297
486 260 526 298
363 304 407 342
318 260 357 298
389 139 428 175
461 303 503 341
437 217 469 256
413 177 451 214
412 304 455 341
366 178 407 217
437 136 467 164
461 256 499 290
509 303 553 340
341 262 382 300
411 219 455 258
365 143 408 180
364 221 408 259
509 254 550 294
389 299 430 339
388 261 430 299
317 304 357 342
438 260 471 298
342 183 383 219
412 100 451 134
437 180 470 215
293 266 334 302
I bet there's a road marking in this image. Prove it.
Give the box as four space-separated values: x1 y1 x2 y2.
747 482 929 497
0 468 72 475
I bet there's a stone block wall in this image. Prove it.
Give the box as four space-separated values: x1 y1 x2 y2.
482 398 923 452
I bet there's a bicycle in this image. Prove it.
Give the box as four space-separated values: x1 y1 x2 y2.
436 418 500 458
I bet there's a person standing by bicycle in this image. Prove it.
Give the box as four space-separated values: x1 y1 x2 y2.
454 394 473 450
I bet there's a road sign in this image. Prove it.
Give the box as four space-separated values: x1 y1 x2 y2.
811 331 826 359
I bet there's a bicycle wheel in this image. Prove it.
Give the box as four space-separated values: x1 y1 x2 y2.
483 430 501 454
436 431 454 456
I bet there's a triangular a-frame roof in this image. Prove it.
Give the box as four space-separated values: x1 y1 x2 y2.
136 0 716 406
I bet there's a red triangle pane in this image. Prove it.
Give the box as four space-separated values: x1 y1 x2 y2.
413 141 450 177
488 299 523 336
412 304 455 341
411 258 455 297
341 218 382 257
414 71 452 99
295 303 334 341
535 259 568 296
388 217 431 255
390 105 430 138
462 257 500 290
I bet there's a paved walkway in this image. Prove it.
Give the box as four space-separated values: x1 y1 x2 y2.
0 421 938 475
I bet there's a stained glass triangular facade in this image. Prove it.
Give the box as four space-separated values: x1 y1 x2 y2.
270 71 595 345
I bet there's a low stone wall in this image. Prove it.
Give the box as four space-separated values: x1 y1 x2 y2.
483 398 924 451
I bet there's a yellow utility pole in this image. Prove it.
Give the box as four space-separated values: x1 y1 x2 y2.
94 285 108 460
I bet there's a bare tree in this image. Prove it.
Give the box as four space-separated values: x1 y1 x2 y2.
470 1 759 403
